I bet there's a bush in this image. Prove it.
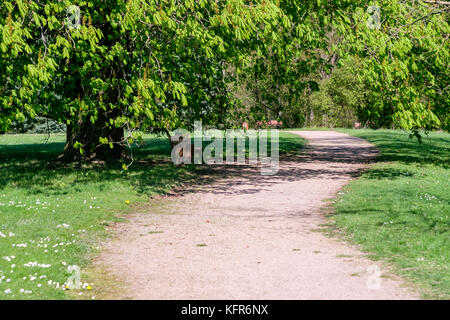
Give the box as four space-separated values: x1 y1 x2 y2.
5 117 66 134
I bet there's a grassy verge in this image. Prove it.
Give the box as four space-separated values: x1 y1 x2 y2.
333 129 449 299
0 132 304 300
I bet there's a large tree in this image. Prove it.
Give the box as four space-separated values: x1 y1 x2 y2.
0 0 283 160
1 0 448 158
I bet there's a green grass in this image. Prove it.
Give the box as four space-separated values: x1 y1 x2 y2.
333 129 449 299
0 131 304 300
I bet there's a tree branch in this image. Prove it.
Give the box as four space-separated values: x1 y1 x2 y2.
421 0 450 5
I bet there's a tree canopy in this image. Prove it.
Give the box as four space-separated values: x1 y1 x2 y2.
339 0 449 136
1 0 448 159
236 0 449 134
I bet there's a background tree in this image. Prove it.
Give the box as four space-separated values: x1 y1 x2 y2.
233 0 449 135
308 57 366 127
335 0 449 136
234 0 343 127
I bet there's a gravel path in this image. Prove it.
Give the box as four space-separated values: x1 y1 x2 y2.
94 131 418 299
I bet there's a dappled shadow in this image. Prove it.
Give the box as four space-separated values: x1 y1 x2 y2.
349 132 450 168
0 133 375 198
0 133 306 198
0 136 200 197
0 142 65 162
2 130 446 200
362 168 416 180
163 134 379 197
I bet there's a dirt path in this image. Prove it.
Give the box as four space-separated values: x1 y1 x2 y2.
94 131 418 299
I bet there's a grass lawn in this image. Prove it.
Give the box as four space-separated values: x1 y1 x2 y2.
333 129 449 299
0 132 304 300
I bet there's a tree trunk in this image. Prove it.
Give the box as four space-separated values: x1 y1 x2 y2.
58 21 126 162
59 114 124 162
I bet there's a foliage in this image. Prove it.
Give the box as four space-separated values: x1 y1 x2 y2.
1 1 449 158
335 0 449 133
234 0 342 127
234 1 449 134
308 58 366 127
0 0 285 159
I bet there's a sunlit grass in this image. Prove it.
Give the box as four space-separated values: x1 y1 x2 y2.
333 129 449 299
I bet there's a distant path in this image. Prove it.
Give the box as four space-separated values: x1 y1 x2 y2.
94 131 418 299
